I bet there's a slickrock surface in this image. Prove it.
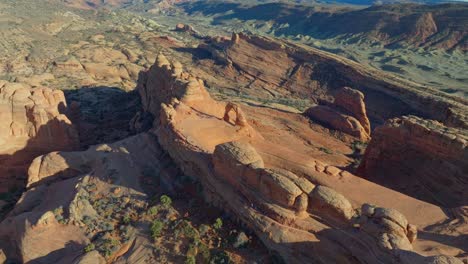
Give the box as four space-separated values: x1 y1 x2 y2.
0 133 165 263
305 87 371 141
136 54 466 263
358 115 468 207
0 81 79 191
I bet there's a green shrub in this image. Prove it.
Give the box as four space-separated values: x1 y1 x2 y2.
213 218 223 230
123 213 131 224
84 243 95 253
181 220 198 239
160 195 172 208
150 220 164 239
185 256 196 264
147 206 158 216
319 147 333 155
198 242 211 262
351 140 367 154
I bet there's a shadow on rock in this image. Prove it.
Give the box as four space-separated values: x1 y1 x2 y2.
64 86 145 147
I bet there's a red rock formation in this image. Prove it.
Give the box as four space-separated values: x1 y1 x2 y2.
334 87 371 135
0 133 163 263
0 82 79 191
1 55 465 264
358 115 468 207
305 87 371 141
137 55 465 263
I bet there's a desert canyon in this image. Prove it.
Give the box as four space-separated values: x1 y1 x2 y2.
0 0 467 263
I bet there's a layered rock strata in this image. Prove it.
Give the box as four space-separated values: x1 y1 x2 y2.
358 115 468 207
0 81 79 191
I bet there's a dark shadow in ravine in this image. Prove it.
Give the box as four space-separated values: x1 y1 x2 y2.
63 86 143 147
418 230 468 253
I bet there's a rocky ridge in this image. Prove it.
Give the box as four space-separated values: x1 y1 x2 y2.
0 50 466 263
0 16 466 262
358 115 468 207
181 2 468 51
136 54 465 263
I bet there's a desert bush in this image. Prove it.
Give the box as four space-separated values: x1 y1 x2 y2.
160 195 172 208
213 218 223 230
150 220 164 239
185 256 196 264
95 233 121 257
199 224 210 236
84 243 95 253
147 206 158 216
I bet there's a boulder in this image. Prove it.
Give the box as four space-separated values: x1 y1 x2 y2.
359 204 415 251
334 87 371 135
213 141 264 188
305 105 370 141
175 23 196 34
308 185 355 222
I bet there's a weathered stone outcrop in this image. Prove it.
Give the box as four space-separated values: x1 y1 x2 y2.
358 115 468 207
0 133 164 263
335 87 371 135
305 87 371 141
0 82 79 191
137 55 464 263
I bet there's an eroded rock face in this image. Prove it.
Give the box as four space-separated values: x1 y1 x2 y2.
1 49 465 264
0 82 79 191
137 56 463 263
0 133 164 263
358 115 468 207
334 87 371 135
305 87 371 141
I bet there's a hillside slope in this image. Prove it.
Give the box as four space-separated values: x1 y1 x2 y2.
181 2 468 51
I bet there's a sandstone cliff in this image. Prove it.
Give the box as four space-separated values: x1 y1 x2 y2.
0 81 79 191
358 115 468 207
